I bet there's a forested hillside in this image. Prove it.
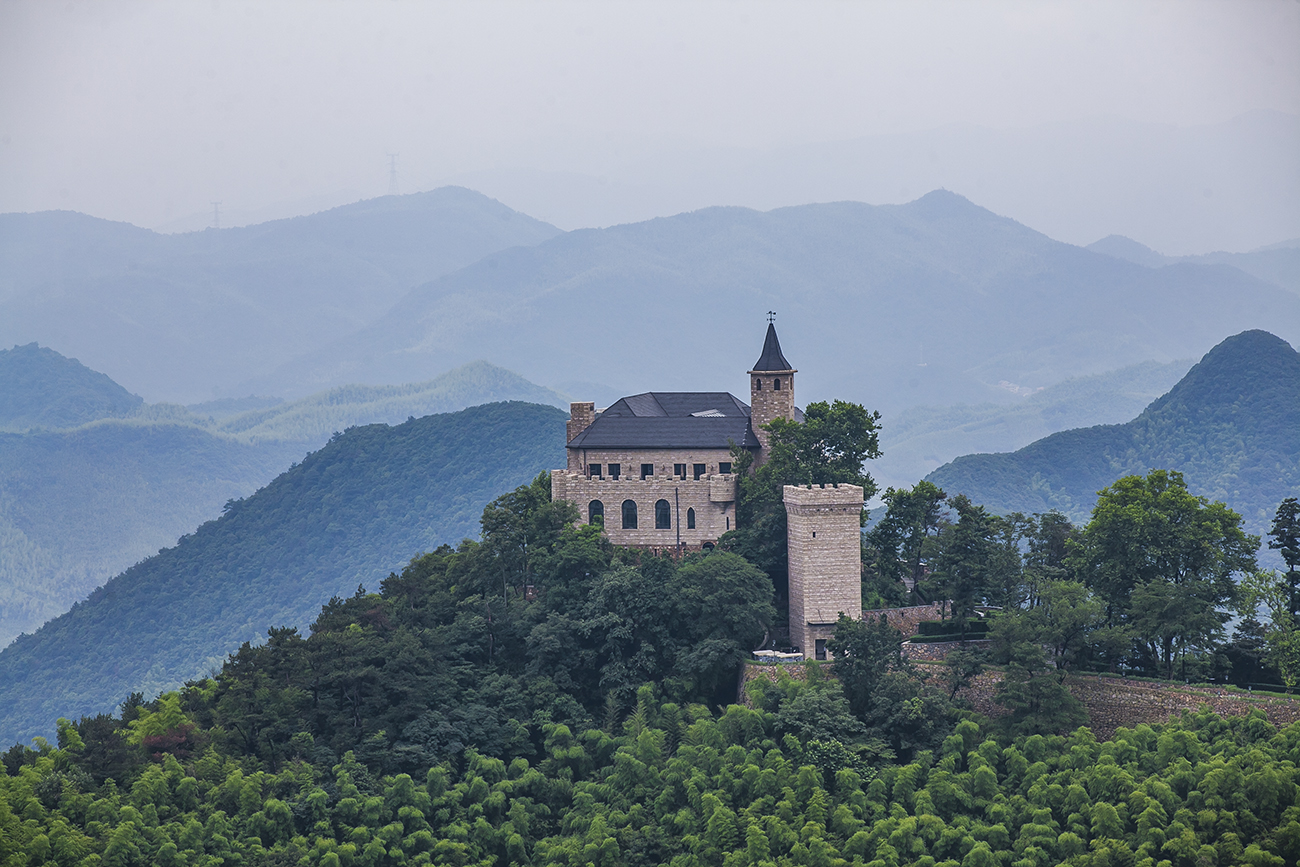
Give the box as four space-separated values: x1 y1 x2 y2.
0 188 561 402
927 330 1300 536
875 359 1193 488
4 459 1300 866
0 343 143 431
257 191 1300 414
0 401 567 744
0 350 567 648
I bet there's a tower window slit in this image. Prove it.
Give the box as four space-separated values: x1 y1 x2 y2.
687 508 696 529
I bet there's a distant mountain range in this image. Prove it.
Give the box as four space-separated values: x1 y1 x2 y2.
873 358 1194 490
253 190 1300 417
6 187 1299 419
0 400 568 745
0 343 567 647
927 330 1300 543
1087 235 1300 296
0 188 561 402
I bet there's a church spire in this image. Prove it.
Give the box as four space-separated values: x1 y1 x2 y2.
752 322 792 372
748 320 797 460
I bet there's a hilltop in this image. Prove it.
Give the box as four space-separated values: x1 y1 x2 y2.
926 330 1300 535
0 400 567 744
258 191 1300 414
0 188 561 402
0 343 143 431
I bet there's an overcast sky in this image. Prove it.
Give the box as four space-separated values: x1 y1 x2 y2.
1 0 1297 249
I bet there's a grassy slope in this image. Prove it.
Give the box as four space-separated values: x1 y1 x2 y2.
0 401 566 744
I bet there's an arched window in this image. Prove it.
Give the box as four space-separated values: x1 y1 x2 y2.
621 499 637 529
588 500 604 526
702 542 715 551
773 378 781 390
687 508 696 529
755 379 762 390
655 499 671 529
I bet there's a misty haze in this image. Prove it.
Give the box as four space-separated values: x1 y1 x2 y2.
1 2 1299 863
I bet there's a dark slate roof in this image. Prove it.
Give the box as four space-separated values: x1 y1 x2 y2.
752 323 793 371
567 392 763 450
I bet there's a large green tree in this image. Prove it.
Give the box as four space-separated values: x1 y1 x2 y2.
1269 497 1300 617
865 481 946 605
723 398 881 583
1071 469 1258 677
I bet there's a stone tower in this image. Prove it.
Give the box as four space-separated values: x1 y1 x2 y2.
748 323 797 459
784 483 864 659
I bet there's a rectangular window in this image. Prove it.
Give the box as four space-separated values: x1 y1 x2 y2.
608 464 620 480
719 462 732 474
815 639 827 661
693 463 706 480
641 463 654 480
588 463 601 478
674 463 686 478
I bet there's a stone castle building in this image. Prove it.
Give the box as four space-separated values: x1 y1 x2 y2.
552 324 862 658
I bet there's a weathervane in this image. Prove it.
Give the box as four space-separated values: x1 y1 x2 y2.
766 310 776 324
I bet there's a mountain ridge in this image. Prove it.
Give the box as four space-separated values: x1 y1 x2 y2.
252 191 1300 416
925 330 1300 539
0 400 568 744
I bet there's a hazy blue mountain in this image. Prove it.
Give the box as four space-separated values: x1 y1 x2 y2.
257 191 1300 417
0 188 562 402
926 330 1300 541
0 401 567 744
873 358 1194 490
0 424 302 650
213 359 568 443
0 349 568 648
0 343 144 431
1087 234 1300 296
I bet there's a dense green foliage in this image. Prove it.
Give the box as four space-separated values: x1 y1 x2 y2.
927 331 1300 552
0 402 567 745
0 348 567 649
7 687 1300 867
724 400 881 589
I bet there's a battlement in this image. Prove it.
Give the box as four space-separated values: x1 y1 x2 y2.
782 483 865 508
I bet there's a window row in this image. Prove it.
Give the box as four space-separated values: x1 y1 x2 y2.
586 462 731 480
588 499 697 530
754 377 784 391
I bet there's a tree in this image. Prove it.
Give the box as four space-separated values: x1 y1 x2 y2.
1071 470 1258 677
724 398 882 583
1268 498 1300 618
990 614 1087 736
924 496 1019 632
865 482 947 602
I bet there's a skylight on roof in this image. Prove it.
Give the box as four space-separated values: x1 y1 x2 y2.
690 409 726 418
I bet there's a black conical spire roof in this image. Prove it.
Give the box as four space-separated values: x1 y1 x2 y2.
752 323 793 371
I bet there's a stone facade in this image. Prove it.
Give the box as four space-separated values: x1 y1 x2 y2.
748 368 795 456
784 483 864 659
552 469 738 550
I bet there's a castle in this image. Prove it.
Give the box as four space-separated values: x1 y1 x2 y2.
551 323 862 659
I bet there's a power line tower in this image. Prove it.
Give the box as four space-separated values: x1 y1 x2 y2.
210 202 222 229
387 154 398 196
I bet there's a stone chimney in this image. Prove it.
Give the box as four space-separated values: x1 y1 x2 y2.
567 402 595 445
